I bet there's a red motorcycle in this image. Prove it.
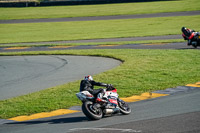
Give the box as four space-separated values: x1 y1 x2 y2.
182 27 200 48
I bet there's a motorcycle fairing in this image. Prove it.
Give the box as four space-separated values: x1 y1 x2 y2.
104 89 118 98
76 91 94 102
109 99 118 105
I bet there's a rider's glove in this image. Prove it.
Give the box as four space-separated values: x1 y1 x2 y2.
107 84 114 90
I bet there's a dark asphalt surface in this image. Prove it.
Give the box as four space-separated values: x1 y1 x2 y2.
0 11 200 24
0 55 121 100
0 35 181 46
76 111 200 133
1 42 199 53
0 87 199 133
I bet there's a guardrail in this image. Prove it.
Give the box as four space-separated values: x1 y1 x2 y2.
0 0 170 7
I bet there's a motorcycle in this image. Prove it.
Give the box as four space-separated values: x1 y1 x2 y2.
181 27 200 48
76 86 131 120
187 33 200 48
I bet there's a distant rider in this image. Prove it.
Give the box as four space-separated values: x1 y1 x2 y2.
80 75 111 103
181 27 199 46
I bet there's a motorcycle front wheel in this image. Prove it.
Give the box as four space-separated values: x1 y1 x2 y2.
82 101 103 120
118 99 131 115
191 41 198 48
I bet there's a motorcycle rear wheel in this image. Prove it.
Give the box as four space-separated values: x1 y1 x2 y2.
82 101 103 120
118 99 131 115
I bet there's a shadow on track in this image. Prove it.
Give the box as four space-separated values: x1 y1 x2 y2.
6 116 89 125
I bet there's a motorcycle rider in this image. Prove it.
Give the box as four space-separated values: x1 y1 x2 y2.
181 27 199 46
80 75 111 103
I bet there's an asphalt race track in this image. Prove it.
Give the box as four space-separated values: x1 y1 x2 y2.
0 87 200 133
0 55 121 100
1 41 199 53
0 34 181 46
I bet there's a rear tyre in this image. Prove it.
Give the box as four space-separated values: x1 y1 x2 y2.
118 99 131 115
82 101 103 120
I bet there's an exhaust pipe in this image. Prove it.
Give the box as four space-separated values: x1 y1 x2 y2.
104 109 113 114
103 108 120 114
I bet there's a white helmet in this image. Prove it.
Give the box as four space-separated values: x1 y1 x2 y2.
84 75 93 81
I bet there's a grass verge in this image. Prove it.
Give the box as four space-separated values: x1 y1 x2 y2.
0 49 200 119
0 15 199 44
0 0 200 20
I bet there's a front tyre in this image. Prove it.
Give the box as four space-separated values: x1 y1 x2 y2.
82 101 103 120
191 41 198 48
118 99 131 115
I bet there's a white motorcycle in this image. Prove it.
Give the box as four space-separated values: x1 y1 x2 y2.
76 86 131 120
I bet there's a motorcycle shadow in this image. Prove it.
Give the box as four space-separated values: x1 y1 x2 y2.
178 47 200 50
6 116 89 125
6 113 125 125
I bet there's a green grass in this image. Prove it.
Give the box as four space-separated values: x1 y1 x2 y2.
0 15 199 44
0 49 200 119
0 0 200 20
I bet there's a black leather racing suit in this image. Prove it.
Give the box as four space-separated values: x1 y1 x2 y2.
80 80 108 97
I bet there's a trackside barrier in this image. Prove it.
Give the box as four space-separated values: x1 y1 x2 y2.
0 0 173 7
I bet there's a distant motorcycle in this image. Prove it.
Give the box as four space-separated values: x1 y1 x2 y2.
181 27 200 48
76 85 131 120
